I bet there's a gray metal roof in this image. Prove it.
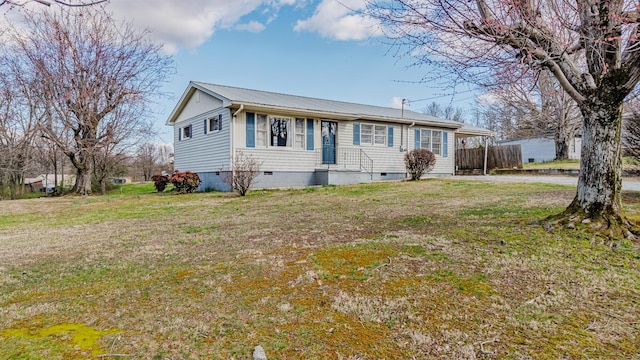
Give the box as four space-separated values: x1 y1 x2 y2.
167 81 492 135
196 82 463 126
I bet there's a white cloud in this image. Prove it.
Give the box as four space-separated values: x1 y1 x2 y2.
390 97 405 109
294 0 382 41
476 91 501 107
236 21 266 33
106 0 297 54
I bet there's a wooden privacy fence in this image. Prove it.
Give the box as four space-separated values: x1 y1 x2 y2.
456 145 523 171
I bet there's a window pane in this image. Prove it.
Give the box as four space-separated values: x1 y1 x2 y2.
420 129 431 150
295 118 305 149
209 117 219 132
257 114 267 129
374 125 386 145
361 124 373 145
270 117 291 147
257 114 267 147
432 131 441 155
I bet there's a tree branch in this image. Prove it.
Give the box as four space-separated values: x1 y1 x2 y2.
464 19 587 103
2 0 107 6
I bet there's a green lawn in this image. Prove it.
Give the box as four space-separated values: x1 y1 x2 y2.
522 159 581 170
1 179 639 359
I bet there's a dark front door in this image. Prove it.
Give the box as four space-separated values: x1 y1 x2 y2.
322 121 337 165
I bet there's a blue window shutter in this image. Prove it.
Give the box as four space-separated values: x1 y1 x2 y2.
414 129 420 149
353 123 360 145
188 125 192 139
204 118 208 134
246 112 255 148
443 132 448 157
306 119 314 150
219 114 223 131
388 126 394 147
178 127 182 141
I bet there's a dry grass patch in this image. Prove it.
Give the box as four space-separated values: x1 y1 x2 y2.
0 179 639 358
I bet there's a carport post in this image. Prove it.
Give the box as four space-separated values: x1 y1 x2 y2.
483 137 488 176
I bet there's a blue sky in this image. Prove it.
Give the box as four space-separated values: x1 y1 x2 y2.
17 0 482 143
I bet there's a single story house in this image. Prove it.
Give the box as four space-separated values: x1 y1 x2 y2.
498 137 582 163
167 82 491 191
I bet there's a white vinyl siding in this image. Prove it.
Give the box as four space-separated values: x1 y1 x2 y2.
173 108 231 172
175 89 223 123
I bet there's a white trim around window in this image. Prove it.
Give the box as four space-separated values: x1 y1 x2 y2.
360 123 387 146
417 128 442 154
253 113 308 149
207 114 222 133
179 124 192 141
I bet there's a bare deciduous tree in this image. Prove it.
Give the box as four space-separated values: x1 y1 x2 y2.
0 60 41 199
623 95 640 161
482 70 582 160
4 7 173 195
423 101 467 122
135 142 173 182
0 0 106 8
368 0 640 239
222 152 262 196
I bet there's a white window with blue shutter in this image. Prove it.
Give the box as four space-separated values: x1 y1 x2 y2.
206 114 222 133
357 123 388 146
413 128 446 156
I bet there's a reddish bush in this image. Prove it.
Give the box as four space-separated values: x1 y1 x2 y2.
404 149 436 180
169 170 201 193
151 173 169 192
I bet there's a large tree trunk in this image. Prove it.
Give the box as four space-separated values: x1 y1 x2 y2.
546 99 638 239
554 135 570 161
73 160 93 196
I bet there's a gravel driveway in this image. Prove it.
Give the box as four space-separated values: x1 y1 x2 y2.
449 175 640 192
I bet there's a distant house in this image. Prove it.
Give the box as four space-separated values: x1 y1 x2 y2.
24 174 76 193
166 82 491 191
499 137 582 163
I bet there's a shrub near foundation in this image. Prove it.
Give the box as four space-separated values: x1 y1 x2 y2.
405 149 436 180
169 170 201 193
